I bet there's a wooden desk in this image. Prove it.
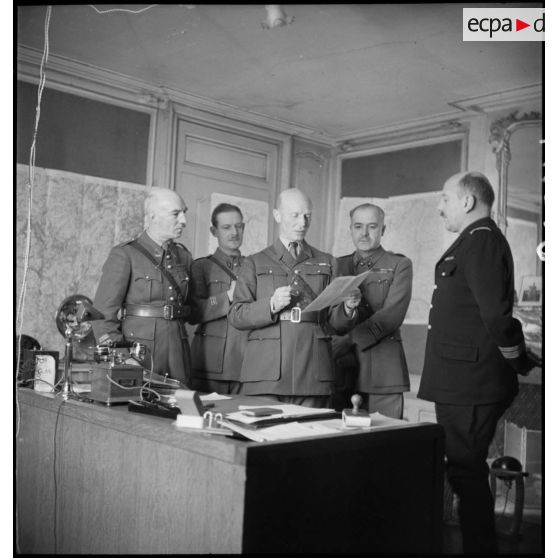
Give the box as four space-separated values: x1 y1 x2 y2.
16 389 444 554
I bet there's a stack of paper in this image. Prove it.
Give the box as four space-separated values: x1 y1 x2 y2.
225 404 337 426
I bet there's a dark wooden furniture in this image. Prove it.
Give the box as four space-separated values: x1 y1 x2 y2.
15 389 444 554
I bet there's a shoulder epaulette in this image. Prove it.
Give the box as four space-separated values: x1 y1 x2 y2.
118 237 137 247
387 250 407 258
470 226 492 234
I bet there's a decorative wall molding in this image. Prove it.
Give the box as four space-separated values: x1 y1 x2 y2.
334 115 467 154
294 151 327 165
489 110 542 233
448 84 542 114
17 45 335 145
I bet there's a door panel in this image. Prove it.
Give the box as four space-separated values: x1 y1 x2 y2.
174 119 281 259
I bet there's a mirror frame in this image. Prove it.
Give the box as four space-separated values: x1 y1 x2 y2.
489 110 542 236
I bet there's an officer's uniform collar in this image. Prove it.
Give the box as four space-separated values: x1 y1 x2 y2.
275 237 311 262
353 245 386 270
459 216 495 236
139 231 167 260
214 246 243 268
438 216 495 263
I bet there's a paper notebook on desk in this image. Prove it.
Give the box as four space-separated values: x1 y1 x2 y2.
226 404 337 427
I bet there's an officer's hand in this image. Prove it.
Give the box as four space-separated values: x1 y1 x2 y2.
271 286 292 312
510 349 542 376
227 280 237 301
343 289 362 314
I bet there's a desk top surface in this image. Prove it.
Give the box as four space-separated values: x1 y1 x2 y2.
17 387 442 466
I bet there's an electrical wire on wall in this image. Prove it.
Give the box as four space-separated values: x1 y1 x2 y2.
89 4 157 15
15 5 52 554
16 3 51 435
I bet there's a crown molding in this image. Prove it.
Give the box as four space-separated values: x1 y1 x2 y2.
334 112 469 155
17 45 337 145
448 84 542 113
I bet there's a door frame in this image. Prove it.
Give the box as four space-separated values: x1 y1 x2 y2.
153 102 292 242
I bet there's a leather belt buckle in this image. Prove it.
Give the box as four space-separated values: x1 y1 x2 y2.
290 307 301 323
163 304 174 320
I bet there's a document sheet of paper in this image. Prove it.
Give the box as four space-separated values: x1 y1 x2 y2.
200 392 232 401
222 415 410 442
222 420 342 442
301 270 369 313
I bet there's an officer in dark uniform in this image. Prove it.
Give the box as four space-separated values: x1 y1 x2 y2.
418 172 539 554
93 188 197 385
333 203 412 418
229 189 361 409
190 203 247 394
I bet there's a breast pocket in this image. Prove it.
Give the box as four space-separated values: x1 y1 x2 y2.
255 265 288 293
438 260 457 279
134 271 164 302
207 279 228 296
362 270 394 309
300 263 332 293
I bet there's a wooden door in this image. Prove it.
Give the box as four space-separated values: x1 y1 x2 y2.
174 119 282 259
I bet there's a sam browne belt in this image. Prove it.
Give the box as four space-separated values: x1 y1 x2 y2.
123 303 190 320
278 308 322 323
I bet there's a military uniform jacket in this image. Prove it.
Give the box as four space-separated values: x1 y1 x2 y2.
337 247 412 394
228 239 358 396
92 231 196 382
190 248 247 382
418 217 522 405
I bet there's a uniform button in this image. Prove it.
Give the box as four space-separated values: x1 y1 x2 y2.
441 272 446 277
167 265 172 269
294 281 298 285
146 275 150 279
168 286 173 290
294 270 300 274
359 262 364 266
430 304 433 309
169 296 174 301
166 254 171 259
433 284 438 290
427 324 432 330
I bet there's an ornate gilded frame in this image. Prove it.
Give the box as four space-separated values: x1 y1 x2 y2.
489 110 542 235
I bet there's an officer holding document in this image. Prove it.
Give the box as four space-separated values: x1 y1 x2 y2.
332 203 412 419
229 188 361 408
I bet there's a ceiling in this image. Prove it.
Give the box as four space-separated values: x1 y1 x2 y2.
16 3 542 140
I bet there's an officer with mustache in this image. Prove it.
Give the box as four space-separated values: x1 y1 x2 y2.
93 187 197 385
190 203 248 394
332 203 412 419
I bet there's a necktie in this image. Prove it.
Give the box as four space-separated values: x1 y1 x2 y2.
163 240 174 262
288 241 298 260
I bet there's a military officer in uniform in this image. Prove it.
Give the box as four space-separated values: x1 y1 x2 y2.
190 203 247 394
93 187 197 385
332 203 412 419
229 188 361 408
418 172 539 554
